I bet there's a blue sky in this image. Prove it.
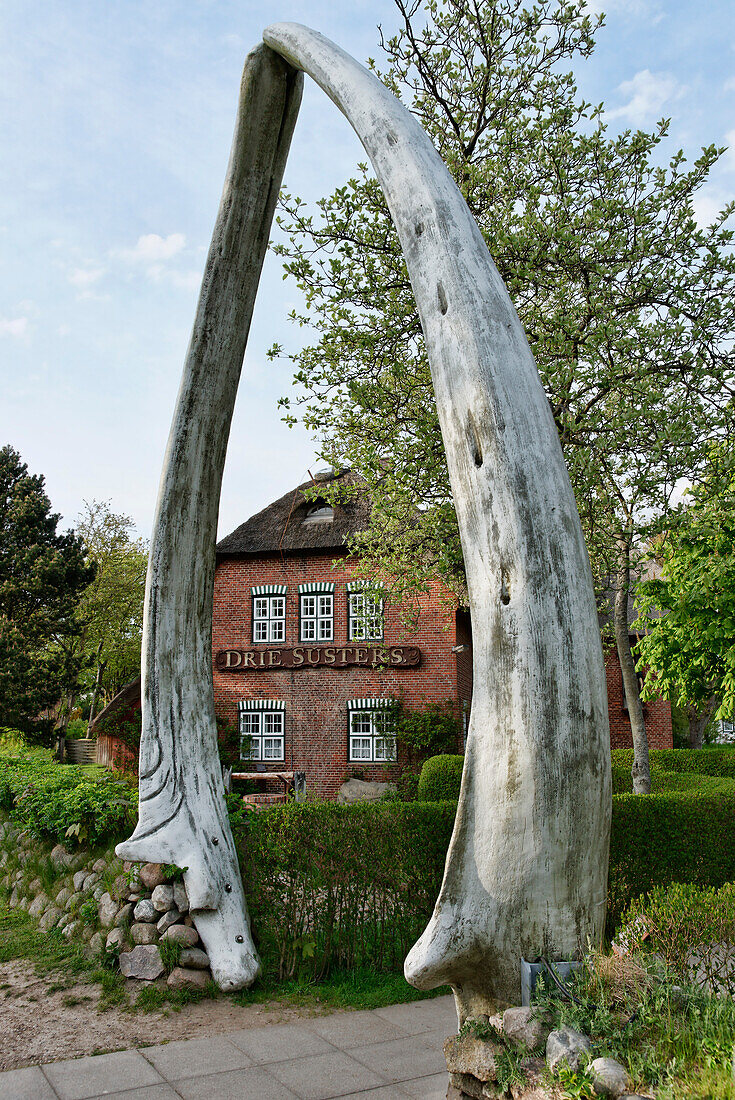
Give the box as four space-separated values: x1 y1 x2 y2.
1 0 733 541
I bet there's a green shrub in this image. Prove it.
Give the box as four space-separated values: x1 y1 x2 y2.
235 800 455 982
395 700 459 757
612 746 735 780
417 754 464 801
621 882 735 996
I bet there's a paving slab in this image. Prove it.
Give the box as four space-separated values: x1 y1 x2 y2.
140 1034 254 1079
174 1064 299 1099
348 1031 448 1083
226 1021 336 1064
88 1087 181 1100
300 1006 410 1048
267 1049 389 1099
400 1071 452 1098
43 1050 164 1100
0 1065 57 1100
373 994 456 1034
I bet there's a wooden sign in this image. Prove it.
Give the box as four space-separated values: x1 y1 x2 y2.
215 644 421 671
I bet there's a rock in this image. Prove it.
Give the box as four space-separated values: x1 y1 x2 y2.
89 931 104 956
106 927 126 951
336 778 396 803
28 893 49 919
28 877 42 894
114 902 134 927
444 1033 501 1082
92 885 105 901
8 887 18 909
110 873 129 901
62 920 80 939
151 884 174 912
590 1058 630 1097
82 872 99 891
131 922 159 945
133 899 158 923
73 870 88 892
119 944 165 981
449 1071 486 1099
167 966 209 991
179 947 210 970
38 906 62 932
57 913 71 930
98 892 119 928
173 882 188 912
64 893 78 912
162 924 199 948
139 863 169 890
546 1028 592 1073
503 1006 549 1050
55 887 72 908
50 844 74 868
92 857 107 874
509 1058 555 1100
157 909 181 933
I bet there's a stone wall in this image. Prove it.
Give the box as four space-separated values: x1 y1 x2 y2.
0 818 212 992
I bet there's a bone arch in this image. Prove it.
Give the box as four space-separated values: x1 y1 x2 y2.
118 23 611 1011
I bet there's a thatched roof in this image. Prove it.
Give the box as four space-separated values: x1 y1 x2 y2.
216 470 371 556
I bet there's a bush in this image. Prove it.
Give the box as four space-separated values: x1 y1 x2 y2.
621 882 735 996
417 754 464 801
612 746 735 780
0 745 137 846
235 800 455 982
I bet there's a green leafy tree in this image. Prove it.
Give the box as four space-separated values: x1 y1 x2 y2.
635 448 735 749
0 445 95 735
75 500 148 722
273 0 735 793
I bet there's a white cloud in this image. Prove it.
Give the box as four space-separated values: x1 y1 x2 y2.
583 0 664 22
68 266 104 288
120 232 186 264
723 129 735 171
606 69 684 125
0 317 28 337
724 77 735 93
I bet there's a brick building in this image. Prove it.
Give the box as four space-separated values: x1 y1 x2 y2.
213 471 471 799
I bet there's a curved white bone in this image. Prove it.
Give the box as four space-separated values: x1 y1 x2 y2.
263 22 611 1017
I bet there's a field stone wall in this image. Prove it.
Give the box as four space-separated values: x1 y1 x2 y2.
0 818 212 992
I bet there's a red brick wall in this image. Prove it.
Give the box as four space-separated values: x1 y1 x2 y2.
212 551 463 798
605 642 673 750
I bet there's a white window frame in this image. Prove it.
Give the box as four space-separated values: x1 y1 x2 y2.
239 709 285 762
348 708 396 763
300 592 334 642
348 591 384 642
252 594 286 643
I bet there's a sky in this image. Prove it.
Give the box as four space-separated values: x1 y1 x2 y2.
0 0 733 542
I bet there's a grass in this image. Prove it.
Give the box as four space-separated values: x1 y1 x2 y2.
531 951 735 1100
231 966 450 1012
0 905 89 976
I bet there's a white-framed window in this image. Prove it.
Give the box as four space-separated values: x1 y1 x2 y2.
239 704 285 761
348 591 384 642
348 700 396 763
300 592 334 641
252 592 286 643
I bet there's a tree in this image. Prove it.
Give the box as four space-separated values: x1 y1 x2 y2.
75 500 147 722
635 446 735 748
0 445 94 734
273 0 735 793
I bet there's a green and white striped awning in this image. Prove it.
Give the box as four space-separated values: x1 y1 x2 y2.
346 580 385 593
251 585 287 596
298 582 335 594
238 699 286 711
347 697 395 711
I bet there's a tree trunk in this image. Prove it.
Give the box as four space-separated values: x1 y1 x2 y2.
88 645 105 726
685 698 717 749
614 538 650 794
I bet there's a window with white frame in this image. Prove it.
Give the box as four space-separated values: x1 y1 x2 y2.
239 703 285 761
348 701 396 762
348 589 384 641
252 588 286 643
300 592 334 641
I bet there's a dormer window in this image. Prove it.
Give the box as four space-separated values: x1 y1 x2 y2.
303 500 334 525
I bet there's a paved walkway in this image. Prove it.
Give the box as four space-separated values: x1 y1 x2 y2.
0 995 455 1100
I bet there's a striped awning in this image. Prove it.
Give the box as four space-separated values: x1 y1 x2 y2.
298 582 335 594
346 580 385 593
347 697 395 711
251 585 287 596
238 699 286 711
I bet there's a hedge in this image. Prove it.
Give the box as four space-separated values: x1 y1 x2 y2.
235 800 456 981
417 754 464 801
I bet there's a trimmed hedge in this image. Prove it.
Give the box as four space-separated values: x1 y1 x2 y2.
235 800 456 982
417 754 464 801
611 746 735 779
